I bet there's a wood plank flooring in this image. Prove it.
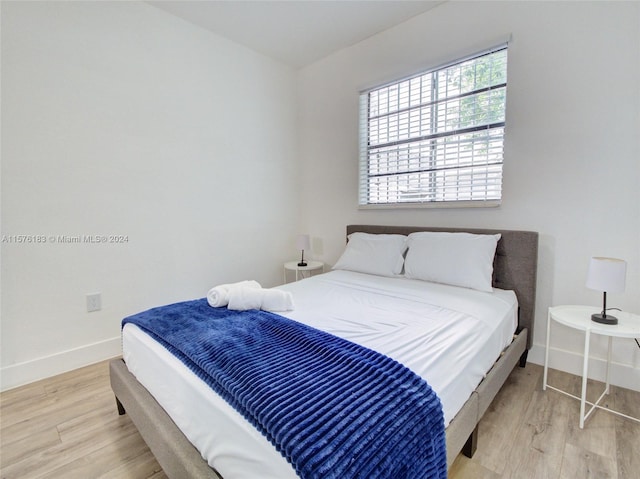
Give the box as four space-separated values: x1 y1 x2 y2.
1 360 638 478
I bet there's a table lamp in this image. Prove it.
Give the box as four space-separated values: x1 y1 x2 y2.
296 234 311 267
585 257 626 325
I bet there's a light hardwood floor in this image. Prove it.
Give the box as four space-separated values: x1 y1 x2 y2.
1 360 638 478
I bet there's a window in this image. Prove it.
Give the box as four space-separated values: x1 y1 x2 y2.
359 45 508 207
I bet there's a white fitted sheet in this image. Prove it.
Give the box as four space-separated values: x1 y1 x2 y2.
123 270 517 479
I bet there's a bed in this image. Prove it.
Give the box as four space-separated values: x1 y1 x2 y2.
110 225 538 478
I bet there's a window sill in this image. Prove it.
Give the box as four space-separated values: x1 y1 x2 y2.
358 200 501 210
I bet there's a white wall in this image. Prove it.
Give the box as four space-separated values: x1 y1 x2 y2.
297 1 640 390
1 1 298 389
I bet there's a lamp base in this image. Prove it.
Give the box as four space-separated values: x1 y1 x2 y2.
591 313 618 325
297 262 307 267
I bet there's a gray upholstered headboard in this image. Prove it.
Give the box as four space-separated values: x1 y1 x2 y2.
346 225 539 349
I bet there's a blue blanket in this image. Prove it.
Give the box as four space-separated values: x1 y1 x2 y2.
123 299 446 479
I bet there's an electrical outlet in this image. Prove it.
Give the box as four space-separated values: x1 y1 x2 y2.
86 293 102 312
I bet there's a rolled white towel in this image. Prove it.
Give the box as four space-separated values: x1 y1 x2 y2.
227 288 294 312
227 287 263 311
206 280 261 307
260 289 295 312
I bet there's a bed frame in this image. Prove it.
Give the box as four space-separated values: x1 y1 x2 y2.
110 225 538 477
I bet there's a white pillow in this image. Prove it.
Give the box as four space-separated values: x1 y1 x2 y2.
332 233 407 277
404 232 501 292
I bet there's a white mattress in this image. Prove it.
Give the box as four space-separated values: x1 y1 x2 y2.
123 270 518 479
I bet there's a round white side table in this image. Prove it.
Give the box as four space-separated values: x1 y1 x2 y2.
543 305 640 428
283 260 324 283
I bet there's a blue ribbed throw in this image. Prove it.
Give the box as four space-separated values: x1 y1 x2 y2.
123 299 446 479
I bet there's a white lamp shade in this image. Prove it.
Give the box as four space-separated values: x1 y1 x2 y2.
296 234 311 251
586 257 626 293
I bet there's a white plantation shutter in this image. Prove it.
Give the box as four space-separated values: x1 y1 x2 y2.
359 45 508 207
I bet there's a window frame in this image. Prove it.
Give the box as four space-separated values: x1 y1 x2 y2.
358 44 509 209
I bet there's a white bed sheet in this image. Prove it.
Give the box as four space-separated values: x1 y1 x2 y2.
123 270 517 479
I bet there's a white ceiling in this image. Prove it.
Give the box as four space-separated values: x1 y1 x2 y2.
148 1 444 69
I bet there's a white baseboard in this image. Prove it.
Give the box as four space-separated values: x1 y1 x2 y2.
528 343 640 392
1 336 122 392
